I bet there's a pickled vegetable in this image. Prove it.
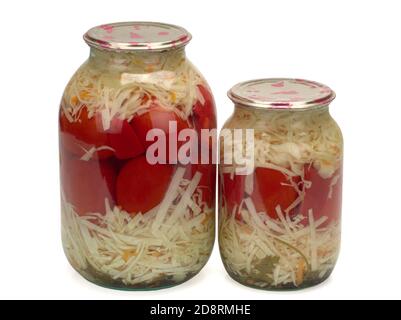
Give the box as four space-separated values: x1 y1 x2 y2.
59 22 216 289
219 86 343 290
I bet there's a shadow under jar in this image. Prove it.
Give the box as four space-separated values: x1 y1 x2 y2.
219 79 343 290
59 22 217 290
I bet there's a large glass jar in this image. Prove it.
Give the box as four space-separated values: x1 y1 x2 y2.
219 79 343 290
59 22 216 290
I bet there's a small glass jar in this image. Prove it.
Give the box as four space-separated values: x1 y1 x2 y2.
218 78 343 290
59 22 216 290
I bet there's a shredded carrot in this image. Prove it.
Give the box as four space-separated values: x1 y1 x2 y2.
170 92 177 103
79 90 91 100
71 96 79 106
296 259 306 285
122 249 137 262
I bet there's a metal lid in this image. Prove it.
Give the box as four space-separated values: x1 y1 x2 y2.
84 22 192 51
228 78 335 109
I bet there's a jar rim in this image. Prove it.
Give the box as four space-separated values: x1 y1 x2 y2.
228 78 336 110
84 21 192 52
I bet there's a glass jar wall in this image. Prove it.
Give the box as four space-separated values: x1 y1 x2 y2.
59 22 216 290
219 79 343 290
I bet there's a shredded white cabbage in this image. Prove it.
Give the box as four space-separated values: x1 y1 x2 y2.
219 198 340 288
62 172 214 287
224 106 343 178
62 49 205 129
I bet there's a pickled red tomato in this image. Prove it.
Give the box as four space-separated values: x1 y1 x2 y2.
222 173 246 218
192 85 217 131
116 155 174 214
131 103 191 162
252 168 300 220
59 108 113 159
61 157 116 215
184 164 216 207
60 108 145 160
191 85 217 154
107 117 145 159
300 166 342 225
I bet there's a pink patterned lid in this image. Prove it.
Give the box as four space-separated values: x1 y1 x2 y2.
84 22 191 51
228 78 336 109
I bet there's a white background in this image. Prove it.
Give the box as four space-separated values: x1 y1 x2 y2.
0 0 400 300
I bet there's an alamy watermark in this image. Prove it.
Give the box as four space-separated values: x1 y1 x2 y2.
145 121 255 175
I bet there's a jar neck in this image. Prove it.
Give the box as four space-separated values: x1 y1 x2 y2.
88 47 187 73
233 104 331 120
